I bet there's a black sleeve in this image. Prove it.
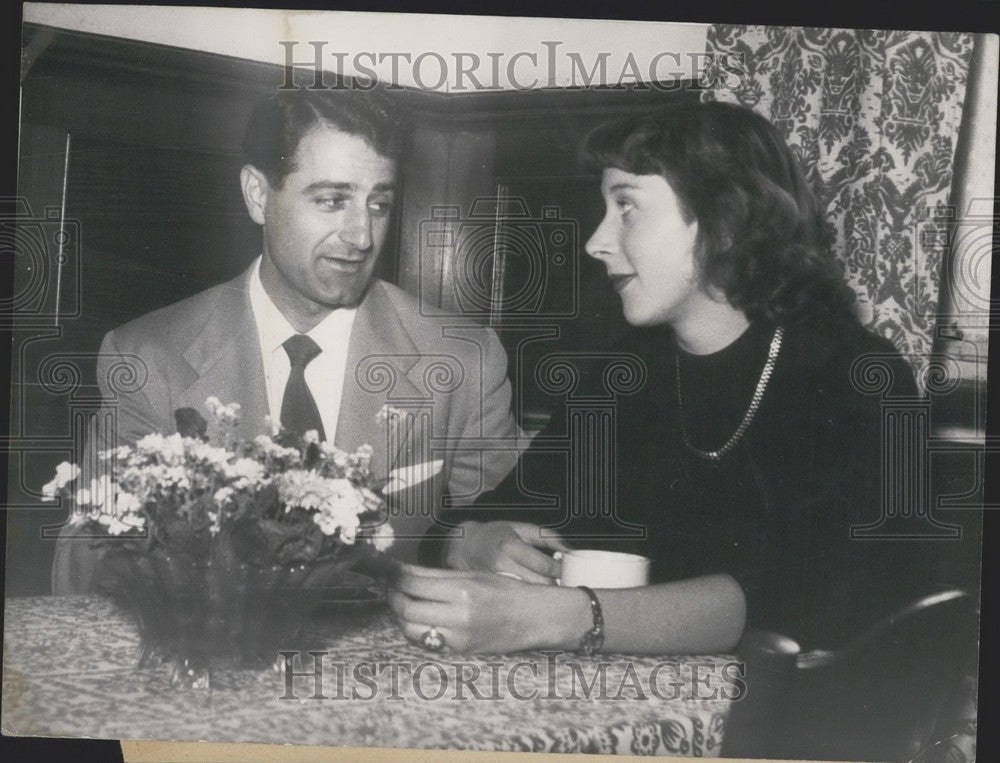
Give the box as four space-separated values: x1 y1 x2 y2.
736 334 937 649
419 349 638 565
419 400 572 566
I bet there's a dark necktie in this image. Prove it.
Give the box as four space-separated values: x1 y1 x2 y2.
281 334 326 442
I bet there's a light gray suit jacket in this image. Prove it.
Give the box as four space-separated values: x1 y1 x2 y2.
52 265 521 592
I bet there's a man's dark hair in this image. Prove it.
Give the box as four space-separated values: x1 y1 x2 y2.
582 101 856 326
242 87 406 189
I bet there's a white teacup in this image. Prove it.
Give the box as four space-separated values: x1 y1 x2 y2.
557 550 651 589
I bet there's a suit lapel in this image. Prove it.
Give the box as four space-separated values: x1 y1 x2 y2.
176 273 425 477
179 267 270 441
335 281 424 479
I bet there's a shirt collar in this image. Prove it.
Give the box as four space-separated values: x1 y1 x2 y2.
249 255 357 355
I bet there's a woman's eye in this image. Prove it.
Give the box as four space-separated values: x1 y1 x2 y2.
615 198 636 216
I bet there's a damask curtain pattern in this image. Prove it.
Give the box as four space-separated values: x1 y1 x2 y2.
703 27 975 382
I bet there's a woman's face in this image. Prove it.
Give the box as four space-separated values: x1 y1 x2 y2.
585 167 710 328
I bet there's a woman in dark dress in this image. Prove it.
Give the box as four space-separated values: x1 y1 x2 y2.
388 102 924 655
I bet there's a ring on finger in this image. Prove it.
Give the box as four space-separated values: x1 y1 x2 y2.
421 626 446 652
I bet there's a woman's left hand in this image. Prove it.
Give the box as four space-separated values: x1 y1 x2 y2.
388 563 582 654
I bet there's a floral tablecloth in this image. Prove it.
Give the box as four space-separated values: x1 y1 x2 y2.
2 595 736 755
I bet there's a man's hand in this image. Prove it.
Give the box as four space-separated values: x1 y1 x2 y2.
444 521 570 584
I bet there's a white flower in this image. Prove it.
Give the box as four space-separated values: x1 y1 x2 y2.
98 511 145 536
206 397 241 427
338 520 359 544
327 479 363 510
161 433 186 460
370 522 394 552
87 476 116 509
253 435 301 464
70 474 144 532
187 440 229 466
313 509 360 541
303 429 320 444
312 479 365 539
41 461 80 501
225 458 266 489
115 490 141 515
213 487 235 506
159 466 191 490
136 432 165 452
277 470 325 510
55 461 80 486
135 432 185 464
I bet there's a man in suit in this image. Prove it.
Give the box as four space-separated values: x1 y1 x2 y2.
52 88 521 593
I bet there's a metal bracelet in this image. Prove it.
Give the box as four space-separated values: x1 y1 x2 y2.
576 585 605 656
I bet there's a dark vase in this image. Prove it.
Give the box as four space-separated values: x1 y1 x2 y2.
102 547 358 688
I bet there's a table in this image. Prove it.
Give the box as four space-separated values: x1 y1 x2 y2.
2 596 736 755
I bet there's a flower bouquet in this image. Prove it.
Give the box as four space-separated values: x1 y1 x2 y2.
43 398 394 688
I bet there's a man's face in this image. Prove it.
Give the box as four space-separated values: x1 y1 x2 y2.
244 126 397 330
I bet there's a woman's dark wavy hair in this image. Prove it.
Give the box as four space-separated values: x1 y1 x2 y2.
581 101 856 326
242 86 406 189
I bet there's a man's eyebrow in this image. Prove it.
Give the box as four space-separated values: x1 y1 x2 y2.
302 181 397 194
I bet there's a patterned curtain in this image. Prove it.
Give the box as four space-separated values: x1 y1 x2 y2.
703 27 975 381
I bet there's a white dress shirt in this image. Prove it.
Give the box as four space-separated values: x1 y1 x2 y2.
248 256 357 439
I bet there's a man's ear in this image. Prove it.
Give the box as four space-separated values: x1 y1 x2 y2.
240 164 270 226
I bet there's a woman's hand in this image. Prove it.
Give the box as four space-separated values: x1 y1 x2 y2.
444 521 570 584
388 563 588 654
